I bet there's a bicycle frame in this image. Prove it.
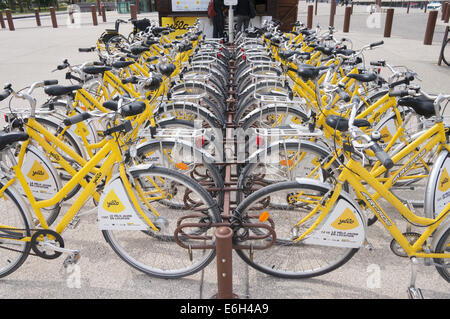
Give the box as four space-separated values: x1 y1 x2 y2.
294 122 450 259
0 121 158 238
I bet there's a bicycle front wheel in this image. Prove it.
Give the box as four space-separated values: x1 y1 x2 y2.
234 181 359 279
0 186 31 278
102 166 222 279
442 38 450 67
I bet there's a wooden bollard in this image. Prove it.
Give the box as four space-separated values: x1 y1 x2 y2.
0 12 6 29
315 0 318 15
425 1 428 12
307 4 313 29
407 1 410 13
343 6 352 33
136 0 140 14
442 2 449 21
329 0 336 27
130 4 137 20
5 9 14 31
445 3 450 23
424 10 438 45
384 8 394 37
91 5 98 26
50 7 57 28
101 5 106 22
97 0 102 16
34 8 41 26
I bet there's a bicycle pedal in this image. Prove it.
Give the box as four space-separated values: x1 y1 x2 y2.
407 286 424 299
63 251 81 268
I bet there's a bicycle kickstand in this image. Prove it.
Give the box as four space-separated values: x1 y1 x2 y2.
407 257 424 299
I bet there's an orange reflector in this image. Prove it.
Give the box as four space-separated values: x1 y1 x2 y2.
280 159 293 167
176 162 189 170
259 211 269 223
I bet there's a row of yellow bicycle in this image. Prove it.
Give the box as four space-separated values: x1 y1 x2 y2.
0 17 448 299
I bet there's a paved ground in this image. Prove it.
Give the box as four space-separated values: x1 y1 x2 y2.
0 6 449 300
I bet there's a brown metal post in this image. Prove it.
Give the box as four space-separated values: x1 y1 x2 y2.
424 10 438 45
442 2 449 21
384 8 394 37
130 4 137 20
343 6 351 32
136 0 140 14
445 3 450 22
329 0 336 27
34 8 41 26
0 11 6 29
50 7 57 28
101 4 106 22
407 1 410 13
307 4 313 29
97 0 102 16
91 5 98 26
5 9 14 31
425 1 428 12
215 227 234 299
438 26 449 65
315 0 318 15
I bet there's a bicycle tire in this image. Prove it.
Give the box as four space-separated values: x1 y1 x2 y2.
234 180 359 279
442 38 450 67
434 227 450 282
0 185 32 278
102 166 222 279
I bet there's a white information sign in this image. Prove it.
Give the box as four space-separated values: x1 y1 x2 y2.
172 0 209 12
224 0 238 5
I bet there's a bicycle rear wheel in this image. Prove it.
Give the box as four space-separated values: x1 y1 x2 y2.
102 166 222 279
234 181 358 279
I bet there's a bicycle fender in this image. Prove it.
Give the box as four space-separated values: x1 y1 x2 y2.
295 177 367 248
20 145 62 200
424 149 450 219
98 172 155 231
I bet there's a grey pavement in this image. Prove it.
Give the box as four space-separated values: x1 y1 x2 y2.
0 8 449 299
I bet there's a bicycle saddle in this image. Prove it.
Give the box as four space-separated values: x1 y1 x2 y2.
347 73 377 83
121 101 146 117
145 38 159 46
130 46 149 55
44 85 82 96
82 65 112 75
103 100 118 111
397 95 435 118
278 50 296 60
297 66 329 81
0 132 29 151
158 63 176 77
325 115 371 132
111 60 135 69
335 48 356 56
315 45 335 55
